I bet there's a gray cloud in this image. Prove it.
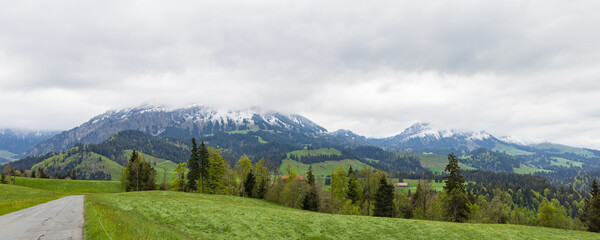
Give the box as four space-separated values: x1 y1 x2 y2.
1 1 600 148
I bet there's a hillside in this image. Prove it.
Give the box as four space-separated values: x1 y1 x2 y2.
26 106 327 156
85 191 600 240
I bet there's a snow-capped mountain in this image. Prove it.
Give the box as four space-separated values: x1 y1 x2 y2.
0 129 59 157
26 105 327 156
368 122 499 151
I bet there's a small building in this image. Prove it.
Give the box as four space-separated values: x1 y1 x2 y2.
282 175 306 181
394 182 409 188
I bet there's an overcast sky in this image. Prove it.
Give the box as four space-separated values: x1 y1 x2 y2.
1 1 600 148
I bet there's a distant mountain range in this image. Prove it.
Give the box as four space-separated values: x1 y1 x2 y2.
0 129 59 164
4 105 600 178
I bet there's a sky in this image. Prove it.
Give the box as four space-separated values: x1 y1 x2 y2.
1 1 600 149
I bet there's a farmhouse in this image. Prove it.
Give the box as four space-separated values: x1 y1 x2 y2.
394 182 409 188
282 175 306 181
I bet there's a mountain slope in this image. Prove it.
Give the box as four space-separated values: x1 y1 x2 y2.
26 106 326 156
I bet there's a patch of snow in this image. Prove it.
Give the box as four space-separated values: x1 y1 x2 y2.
499 135 547 145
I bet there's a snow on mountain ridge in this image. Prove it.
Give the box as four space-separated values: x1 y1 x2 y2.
399 122 491 142
499 135 547 146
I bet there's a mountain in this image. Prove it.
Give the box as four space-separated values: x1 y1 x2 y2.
18 106 600 177
26 105 327 156
368 122 499 152
0 129 59 163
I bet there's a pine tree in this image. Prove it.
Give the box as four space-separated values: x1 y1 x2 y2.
374 175 394 217
244 171 256 198
307 165 315 186
582 179 600 232
199 141 209 192
346 167 360 204
187 138 200 192
442 153 469 222
121 150 156 191
302 165 320 211
302 187 319 211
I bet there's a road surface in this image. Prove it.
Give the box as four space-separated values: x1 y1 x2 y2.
0 195 84 240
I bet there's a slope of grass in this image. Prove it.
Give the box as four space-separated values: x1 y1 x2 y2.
513 163 551 174
492 144 535 156
280 159 371 178
531 143 596 158
550 157 583 168
13 177 123 193
84 191 600 240
396 179 447 193
287 148 342 158
0 184 65 216
405 153 474 172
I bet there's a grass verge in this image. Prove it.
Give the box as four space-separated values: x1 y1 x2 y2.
0 184 65 216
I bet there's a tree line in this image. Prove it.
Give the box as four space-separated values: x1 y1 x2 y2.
95 140 600 233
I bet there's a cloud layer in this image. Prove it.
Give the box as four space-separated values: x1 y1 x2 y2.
1 1 600 148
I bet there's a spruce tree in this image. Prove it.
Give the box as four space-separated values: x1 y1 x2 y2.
582 179 600 232
302 165 319 211
307 165 315 186
302 187 319 211
187 138 200 192
244 171 256 198
121 150 156 191
442 153 469 222
374 176 394 217
199 141 209 192
346 167 360 204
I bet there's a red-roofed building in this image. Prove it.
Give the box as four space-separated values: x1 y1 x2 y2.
282 175 306 181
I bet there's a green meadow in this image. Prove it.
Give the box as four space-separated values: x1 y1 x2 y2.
84 191 600 240
0 184 65 216
279 159 371 178
13 177 123 193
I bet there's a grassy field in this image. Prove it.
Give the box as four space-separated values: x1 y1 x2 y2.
0 184 65 216
403 153 474 172
84 191 600 240
550 157 583 168
279 159 371 178
395 179 446 193
492 143 535 156
513 163 551 174
13 177 123 193
286 148 342 158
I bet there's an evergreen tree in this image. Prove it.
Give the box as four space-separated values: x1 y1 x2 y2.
199 141 209 192
307 165 315 186
346 168 360 204
374 175 394 217
187 138 200 192
582 179 600 232
302 187 319 211
121 150 156 191
302 165 320 211
244 171 256 198
442 153 469 222
443 153 465 193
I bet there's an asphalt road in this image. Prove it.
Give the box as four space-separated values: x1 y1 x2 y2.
0 195 84 240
